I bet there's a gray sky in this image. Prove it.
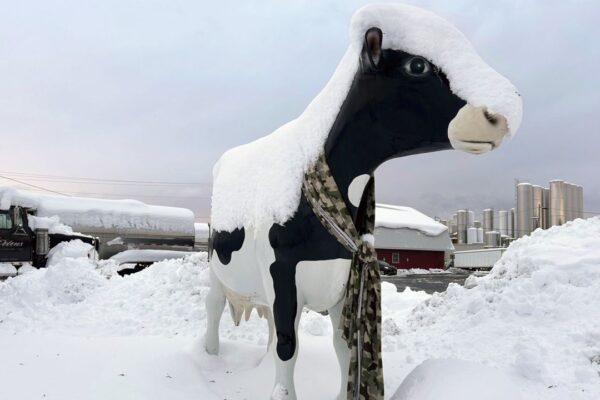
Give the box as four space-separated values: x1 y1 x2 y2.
1 0 599 222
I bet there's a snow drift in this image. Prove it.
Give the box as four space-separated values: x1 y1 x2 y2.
211 3 523 232
1 217 598 399
385 217 600 399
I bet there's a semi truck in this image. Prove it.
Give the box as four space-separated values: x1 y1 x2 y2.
0 186 197 275
0 205 98 269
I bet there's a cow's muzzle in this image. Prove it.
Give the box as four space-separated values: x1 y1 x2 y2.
448 104 509 154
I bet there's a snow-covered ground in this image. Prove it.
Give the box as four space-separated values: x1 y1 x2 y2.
1 218 599 399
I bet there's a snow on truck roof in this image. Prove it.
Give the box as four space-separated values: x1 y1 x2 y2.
375 204 448 237
0 186 194 234
211 3 522 232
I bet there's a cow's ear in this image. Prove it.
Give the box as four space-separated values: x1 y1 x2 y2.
362 27 382 70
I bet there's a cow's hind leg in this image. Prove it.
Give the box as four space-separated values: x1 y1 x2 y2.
329 299 351 400
205 268 226 355
269 260 303 400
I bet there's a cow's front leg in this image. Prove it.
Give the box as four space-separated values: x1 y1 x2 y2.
205 268 226 355
269 260 303 400
329 299 351 400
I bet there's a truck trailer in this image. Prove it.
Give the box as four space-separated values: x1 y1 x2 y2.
0 186 196 274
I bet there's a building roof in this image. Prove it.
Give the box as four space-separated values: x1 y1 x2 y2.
374 204 454 252
375 204 448 236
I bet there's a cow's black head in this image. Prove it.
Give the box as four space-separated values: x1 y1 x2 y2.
325 27 510 170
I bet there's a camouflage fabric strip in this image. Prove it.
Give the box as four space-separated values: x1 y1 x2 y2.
302 153 384 400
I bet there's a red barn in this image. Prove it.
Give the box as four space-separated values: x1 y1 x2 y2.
374 204 453 270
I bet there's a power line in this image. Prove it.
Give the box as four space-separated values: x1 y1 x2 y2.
62 190 211 200
0 174 71 197
0 170 213 186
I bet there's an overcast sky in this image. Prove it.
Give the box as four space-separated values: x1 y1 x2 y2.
1 0 599 222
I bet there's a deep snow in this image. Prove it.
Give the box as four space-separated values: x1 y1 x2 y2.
1 217 599 399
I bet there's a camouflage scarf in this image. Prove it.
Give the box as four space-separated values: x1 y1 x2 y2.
302 152 383 400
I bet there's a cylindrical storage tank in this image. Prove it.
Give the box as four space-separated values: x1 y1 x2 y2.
510 208 516 238
467 227 478 244
483 209 494 233
467 210 475 228
476 227 484 243
474 220 481 229
485 231 501 247
532 185 544 231
550 180 565 226
498 210 508 236
542 188 550 228
577 185 584 219
571 183 578 221
452 213 457 235
564 182 574 222
516 183 533 238
457 209 467 244
507 209 513 238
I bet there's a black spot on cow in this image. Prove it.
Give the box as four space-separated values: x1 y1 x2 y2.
210 228 245 265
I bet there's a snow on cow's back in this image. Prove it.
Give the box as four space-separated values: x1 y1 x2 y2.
211 3 522 233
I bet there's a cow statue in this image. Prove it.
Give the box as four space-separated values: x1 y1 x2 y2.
205 4 522 400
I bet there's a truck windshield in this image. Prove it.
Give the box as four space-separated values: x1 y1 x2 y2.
0 210 13 230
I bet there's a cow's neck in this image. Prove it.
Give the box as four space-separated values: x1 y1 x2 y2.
323 76 392 223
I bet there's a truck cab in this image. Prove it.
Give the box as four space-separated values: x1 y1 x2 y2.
1 206 98 272
0 206 35 266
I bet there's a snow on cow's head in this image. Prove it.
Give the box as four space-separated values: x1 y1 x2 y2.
350 4 523 154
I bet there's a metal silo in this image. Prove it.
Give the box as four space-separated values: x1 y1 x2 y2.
498 210 508 236
452 213 457 234
457 209 467 244
510 208 515 238
565 182 575 222
550 180 565 226
516 183 533 238
474 220 481 229
467 210 475 228
483 208 494 234
532 185 544 231
577 185 584 219
467 227 478 244
542 187 550 228
477 227 484 243
485 231 501 247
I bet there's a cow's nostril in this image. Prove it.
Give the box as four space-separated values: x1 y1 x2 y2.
483 110 499 126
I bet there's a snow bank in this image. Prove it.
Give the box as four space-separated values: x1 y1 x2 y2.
390 359 527 400
211 3 522 232
0 252 270 341
46 240 95 267
385 217 600 399
0 186 194 234
376 204 448 236
0 263 18 277
2 218 598 399
109 249 195 265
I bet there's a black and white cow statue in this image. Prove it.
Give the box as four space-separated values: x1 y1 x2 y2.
206 4 522 399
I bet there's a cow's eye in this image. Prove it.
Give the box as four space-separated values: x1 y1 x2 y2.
404 57 431 77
